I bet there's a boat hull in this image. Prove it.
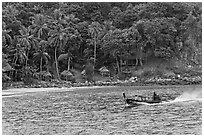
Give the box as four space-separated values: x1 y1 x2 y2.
135 100 162 104
125 99 162 106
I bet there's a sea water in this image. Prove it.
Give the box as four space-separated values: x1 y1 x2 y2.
2 85 202 135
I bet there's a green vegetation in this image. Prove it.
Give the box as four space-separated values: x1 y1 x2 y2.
2 2 202 86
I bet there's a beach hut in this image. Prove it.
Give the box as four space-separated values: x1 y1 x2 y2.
39 71 52 81
43 71 52 81
99 66 110 77
61 70 73 81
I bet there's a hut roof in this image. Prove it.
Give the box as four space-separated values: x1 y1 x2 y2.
44 71 52 77
99 66 109 72
58 53 69 61
61 70 73 76
39 71 52 77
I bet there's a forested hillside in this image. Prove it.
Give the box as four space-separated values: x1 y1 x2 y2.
2 2 202 83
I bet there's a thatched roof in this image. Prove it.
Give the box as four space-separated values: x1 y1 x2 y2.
43 71 52 77
58 53 69 61
99 66 109 73
61 70 73 76
39 71 52 77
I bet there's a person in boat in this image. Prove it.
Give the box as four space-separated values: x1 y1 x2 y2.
122 92 137 105
153 92 161 101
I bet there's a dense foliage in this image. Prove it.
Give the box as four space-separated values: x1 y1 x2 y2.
2 2 202 82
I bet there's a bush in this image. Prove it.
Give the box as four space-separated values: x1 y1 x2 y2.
141 70 153 78
154 47 173 59
2 73 10 82
139 69 164 80
117 72 123 80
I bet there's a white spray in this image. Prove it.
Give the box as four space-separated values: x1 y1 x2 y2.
173 87 202 102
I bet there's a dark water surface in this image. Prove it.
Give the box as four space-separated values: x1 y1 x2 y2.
2 85 202 135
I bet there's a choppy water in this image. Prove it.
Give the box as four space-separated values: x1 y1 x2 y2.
2 85 202 135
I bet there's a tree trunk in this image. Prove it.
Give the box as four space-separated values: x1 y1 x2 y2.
9 56 17 78
46 61 49 72
93 38 97 74
135 58 138 68
40 57 43 72
55 47 60 80
67 56 71 71
40 57 43 80
139 58 143 66
25 50 29 67
116 57 120 74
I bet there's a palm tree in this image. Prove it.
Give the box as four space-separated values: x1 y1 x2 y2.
2 53 13 82
10 43 28 65
124 25 143 66
9 42 28 79
48 24 70 80
33 40 50 73
17 26 38 66
88 22 102 71
2 4 19 24
48 8 81 80
30 14 49 40
2 22 12 47
51 13 81 79
101 29 124 73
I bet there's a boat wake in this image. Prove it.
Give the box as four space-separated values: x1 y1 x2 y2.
174 87 202 101
163 87 202 104
140 87 202 106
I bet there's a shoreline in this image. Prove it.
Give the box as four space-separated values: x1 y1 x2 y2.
2 86 117 97
2 84 201 98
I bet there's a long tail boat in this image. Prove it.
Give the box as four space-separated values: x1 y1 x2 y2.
122 92 162 106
